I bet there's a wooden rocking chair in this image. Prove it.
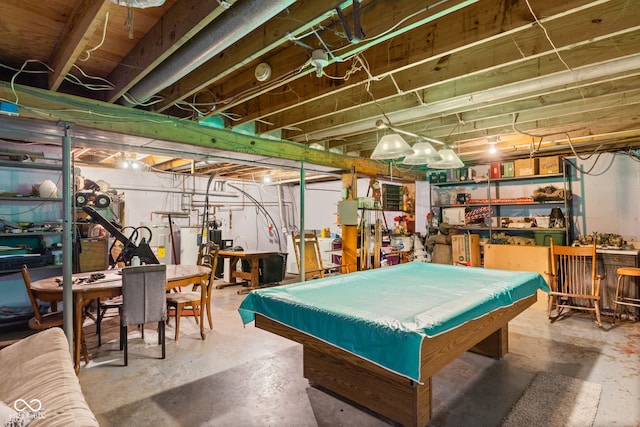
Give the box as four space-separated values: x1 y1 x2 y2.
547 241 602 326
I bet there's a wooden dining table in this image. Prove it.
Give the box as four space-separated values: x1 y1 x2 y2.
30 264 211 373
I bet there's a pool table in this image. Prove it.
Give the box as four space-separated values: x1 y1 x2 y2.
239 262 548 427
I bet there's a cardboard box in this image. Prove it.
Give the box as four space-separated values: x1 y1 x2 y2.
490 162 501 179
451 234 481 267
78 238 108 272
502 162 515 177
514 158 539 176
539 155 562 174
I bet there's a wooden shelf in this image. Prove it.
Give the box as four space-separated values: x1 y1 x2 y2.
431 173 564 187
0 196 62 202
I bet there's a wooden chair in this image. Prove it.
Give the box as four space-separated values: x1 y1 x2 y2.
547 241 602 326
196 241 218 266
612 267 640 324
21 265 89 363
292 233 350 280
166 244 219 340
95 296 123 346
120 264 168 366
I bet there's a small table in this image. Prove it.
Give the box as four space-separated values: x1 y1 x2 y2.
31 264 211 372
217 250 280 293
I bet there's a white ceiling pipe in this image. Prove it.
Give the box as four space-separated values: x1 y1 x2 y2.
111 183 239 197
124 0 296 104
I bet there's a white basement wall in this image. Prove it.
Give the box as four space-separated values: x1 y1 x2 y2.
569 153 640 243
80 167 295 255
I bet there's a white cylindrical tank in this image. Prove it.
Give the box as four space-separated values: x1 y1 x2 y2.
180 227 201 265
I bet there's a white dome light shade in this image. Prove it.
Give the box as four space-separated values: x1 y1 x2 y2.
402 141 442 165
370 133 413 160
428 148 464 169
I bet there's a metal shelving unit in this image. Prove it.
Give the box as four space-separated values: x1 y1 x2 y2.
429 164 572 244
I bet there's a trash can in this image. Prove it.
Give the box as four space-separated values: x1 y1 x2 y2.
534 230 565 246
241 253 288 285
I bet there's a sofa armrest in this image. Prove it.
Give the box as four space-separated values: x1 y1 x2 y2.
0 328 98 426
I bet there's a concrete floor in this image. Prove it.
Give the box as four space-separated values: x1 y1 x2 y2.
4 277 640 426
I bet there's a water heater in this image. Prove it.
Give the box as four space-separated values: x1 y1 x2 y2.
140 222 176 264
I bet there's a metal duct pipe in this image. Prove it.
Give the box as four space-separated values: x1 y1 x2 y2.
110 183 239 197
125 0 296 104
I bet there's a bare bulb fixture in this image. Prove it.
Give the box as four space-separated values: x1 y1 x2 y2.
311 49 329 78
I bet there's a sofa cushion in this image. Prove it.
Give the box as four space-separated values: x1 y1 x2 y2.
0 328 98 427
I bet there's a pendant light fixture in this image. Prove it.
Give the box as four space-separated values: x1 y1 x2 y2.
370 133 413 160
402 141 442 165
428 147 464 169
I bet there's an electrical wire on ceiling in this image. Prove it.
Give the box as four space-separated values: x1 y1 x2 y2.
121 92 165 107
523 0 586 105
69 65 115 90
510 112 609 165
79 12 110 62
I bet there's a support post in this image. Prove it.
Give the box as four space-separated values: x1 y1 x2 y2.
62 125 73 354
299 162 305 281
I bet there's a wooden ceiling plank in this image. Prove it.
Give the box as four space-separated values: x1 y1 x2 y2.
412 84 640 143
48 0 111 91
335 71 640 150
105 0 233 103
445 105 640 151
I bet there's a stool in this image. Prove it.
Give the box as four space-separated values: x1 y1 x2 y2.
613 267 640 324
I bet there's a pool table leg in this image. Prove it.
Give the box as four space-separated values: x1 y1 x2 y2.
303 346 432 427
470 324 509 359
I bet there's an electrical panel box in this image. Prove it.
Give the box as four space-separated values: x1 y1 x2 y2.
338 200 358 225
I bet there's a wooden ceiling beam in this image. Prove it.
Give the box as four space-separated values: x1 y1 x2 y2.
48 0 111 91
331 74 640 150
105 0 234 103
154 0 347 112
191 0 484 121
286 29 640 145
151 158 193 171
0 83 422 180
209 0 602 129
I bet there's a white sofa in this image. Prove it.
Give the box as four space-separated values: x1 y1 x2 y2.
0 328 98 426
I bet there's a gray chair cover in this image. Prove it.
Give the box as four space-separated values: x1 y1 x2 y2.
120 264 167 365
